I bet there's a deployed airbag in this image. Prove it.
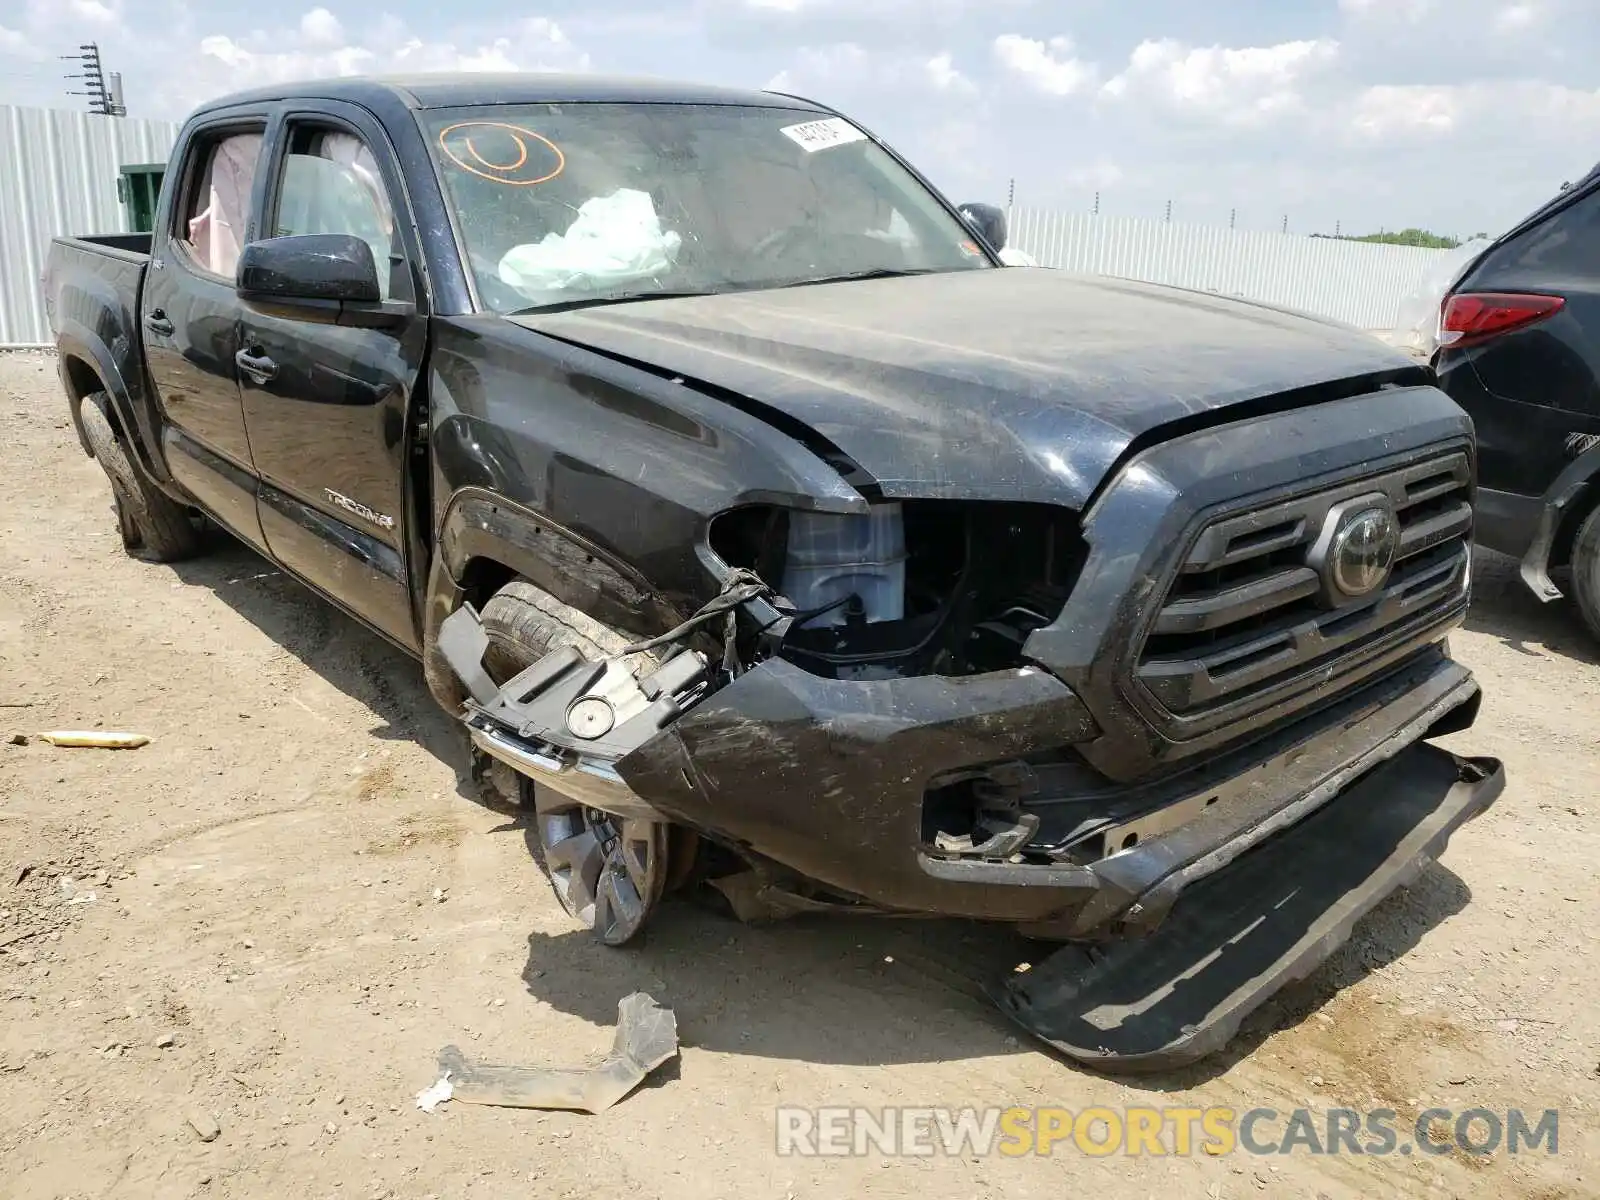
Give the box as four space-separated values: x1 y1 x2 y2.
499 188 683 294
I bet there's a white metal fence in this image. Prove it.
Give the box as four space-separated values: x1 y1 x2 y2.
0 105 178 346
0 102 1453 344
1009 208 1452 331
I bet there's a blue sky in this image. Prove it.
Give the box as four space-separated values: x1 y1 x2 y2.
2 0 1596 236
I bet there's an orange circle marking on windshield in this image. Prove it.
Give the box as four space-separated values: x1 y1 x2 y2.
437 121 565 186
464 135 527 171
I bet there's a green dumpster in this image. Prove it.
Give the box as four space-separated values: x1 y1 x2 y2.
116 163 166 233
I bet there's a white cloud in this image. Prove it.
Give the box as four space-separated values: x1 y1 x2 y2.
767 42 975 99
1494 2 1543 31
1350 85 1459 139
1348 79 1600 143
173 13 588 111
1102 37 1339 125
992 34 1095 97
65 0 120 23
765 41 868 90
26 0 121 25
0 25 31 54
298 8 344 48
925 52 975 95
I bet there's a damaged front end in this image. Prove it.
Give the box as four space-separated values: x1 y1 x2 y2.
440 400 1506 1070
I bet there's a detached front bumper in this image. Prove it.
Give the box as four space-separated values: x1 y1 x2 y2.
624 649 1501 1072
443 605 1502 1070
617 651 1493 930
444 592 1492 934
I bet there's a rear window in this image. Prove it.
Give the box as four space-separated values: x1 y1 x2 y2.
176 130 264 279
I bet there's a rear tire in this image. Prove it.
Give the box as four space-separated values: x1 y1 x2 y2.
1570 503 1600 643
476 579 679 945
80 393 203 563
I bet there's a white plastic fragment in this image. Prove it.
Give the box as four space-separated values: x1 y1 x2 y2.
37 731 151 749
415 1073 454 1114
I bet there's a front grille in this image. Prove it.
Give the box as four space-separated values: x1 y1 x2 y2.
1136 451 1472 718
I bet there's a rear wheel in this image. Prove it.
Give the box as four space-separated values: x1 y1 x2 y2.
80 392 203 562
1570 503 1600 643
476 580 679 945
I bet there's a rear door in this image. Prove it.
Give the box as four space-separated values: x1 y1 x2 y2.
143 113 270 549
237 102 428 651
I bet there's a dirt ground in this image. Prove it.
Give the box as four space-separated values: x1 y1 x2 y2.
1 348 1597 1200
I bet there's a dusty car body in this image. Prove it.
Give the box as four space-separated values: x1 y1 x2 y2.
1432 163 1600 640
44 74 1501 1071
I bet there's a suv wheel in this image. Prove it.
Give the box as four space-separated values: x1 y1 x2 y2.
1570 503 1600 643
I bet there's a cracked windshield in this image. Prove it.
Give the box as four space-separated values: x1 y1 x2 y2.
426 103 994 313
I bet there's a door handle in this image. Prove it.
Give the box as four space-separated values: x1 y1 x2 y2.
234 348 278 384
144 311 174 337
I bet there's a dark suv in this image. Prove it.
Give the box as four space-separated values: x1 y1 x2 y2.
1433 164 1600 638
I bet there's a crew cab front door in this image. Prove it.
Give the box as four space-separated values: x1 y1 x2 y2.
237 104 427 651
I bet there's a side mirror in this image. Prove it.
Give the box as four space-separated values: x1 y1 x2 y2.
958 202 1007 253
236 233 401 327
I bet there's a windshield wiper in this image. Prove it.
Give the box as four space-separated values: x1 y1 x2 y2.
779 267 941 289
506 289 718 316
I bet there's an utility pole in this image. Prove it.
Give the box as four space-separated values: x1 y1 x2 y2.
1165 199 1172 223
1229 208 1236 231
62 43 125 116
1092 191 1100 216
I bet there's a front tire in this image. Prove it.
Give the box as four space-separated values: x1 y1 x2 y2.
476 580 675 945
80 393 203 563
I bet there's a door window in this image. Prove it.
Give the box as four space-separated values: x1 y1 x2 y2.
177 130 264 278
271 127 404 301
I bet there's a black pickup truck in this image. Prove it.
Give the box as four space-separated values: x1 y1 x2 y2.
44 73 1503 1071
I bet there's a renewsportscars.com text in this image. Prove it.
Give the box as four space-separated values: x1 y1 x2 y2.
775 1105 1559 1158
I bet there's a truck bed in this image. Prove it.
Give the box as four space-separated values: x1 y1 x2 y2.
58 233 154 261
43 234 153 460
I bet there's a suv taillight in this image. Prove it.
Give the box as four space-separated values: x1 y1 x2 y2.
1439 292 1564 348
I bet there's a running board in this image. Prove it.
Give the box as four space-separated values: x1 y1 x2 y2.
992 744 1504 1073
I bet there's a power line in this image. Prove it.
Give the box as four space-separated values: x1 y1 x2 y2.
61 42 125 116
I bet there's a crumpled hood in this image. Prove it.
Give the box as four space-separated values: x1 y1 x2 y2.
514 268 1418 509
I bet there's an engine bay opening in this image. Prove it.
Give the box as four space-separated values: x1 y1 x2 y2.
709 500 1086 679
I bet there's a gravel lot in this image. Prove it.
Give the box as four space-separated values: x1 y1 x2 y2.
1 349 1596 1199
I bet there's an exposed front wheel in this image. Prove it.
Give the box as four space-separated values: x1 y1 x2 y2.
476 579 676 944
534 791 669 946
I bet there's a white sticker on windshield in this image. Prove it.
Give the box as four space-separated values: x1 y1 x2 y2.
780 117 867 153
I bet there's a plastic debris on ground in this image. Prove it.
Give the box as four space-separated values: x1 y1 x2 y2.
419 992 678 1116
415 1073 454 1114
36 731 151 749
